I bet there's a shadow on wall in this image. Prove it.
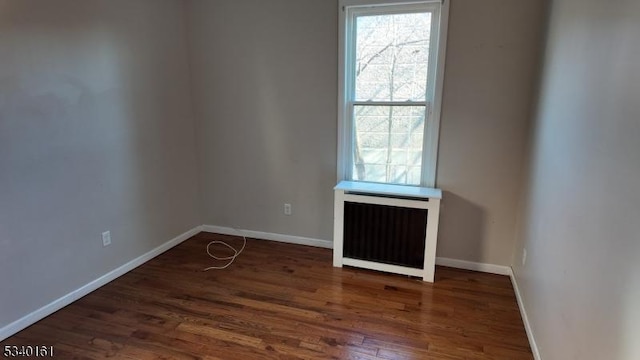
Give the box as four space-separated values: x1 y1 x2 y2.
436 191 486 262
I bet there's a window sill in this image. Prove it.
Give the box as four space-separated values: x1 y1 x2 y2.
334 180 442 200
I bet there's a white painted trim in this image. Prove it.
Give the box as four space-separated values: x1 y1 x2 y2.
1 223 539 360
0 226 202 342
422 197 440 282
342 258 424 277
201 225 333 249
332 187 440 282
336 0 349 182
344 193 430 209
201 225 515 281
341 0 443 7
434 258 540 358
435 257 512 276
333 190 346 266
509 270 541 360
337 0 448 187
423 0 449 187
335 180 442 199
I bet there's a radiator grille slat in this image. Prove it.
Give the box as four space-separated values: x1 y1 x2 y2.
343 202 427 269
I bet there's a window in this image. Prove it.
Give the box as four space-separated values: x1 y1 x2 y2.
338 0 448 187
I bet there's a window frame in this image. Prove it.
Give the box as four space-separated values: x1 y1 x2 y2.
337 0 449 188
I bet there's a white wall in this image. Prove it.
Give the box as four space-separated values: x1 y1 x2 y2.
513 0 640 358
0 0 200 329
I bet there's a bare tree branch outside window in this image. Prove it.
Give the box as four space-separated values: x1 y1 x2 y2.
352 12 431 185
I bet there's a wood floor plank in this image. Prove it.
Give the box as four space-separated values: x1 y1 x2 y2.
1 232 533 359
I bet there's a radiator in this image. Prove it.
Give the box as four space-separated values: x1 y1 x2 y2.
333 181 442 282
343 202 427 269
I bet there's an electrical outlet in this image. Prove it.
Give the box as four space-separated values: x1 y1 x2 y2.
284 203 292 216
102 231 111 247
522 248 527 266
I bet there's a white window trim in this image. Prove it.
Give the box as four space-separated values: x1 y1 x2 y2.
337 0 449 188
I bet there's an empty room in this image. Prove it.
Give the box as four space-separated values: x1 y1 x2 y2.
1 0 638 359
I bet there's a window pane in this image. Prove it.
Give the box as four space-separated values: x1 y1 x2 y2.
355 12 431 102
352 105 425 185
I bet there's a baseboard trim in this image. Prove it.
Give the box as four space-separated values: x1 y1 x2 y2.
509 270 541 360
1 225 540 359
201 225 333 249
201 229 541 358
434 257 540 358
0 225 202 342
435 257 512 276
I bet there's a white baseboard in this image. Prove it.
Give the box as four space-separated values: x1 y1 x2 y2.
509 270 541 360
435 257 512 276
434 258 540 358
201 227 539 358
0 225 202 342
2 224 540 359
202 227 510 276
201 225 333 249
1 225 540 359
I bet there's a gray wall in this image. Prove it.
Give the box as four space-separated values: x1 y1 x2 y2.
188 0 545 266
0 0 200 328
187 0 338 240
513 0 640 358
436 0 545 265
0 0 555 339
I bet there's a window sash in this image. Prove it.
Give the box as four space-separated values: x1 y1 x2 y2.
351 101 428 106
338 0 448 188
351 104 428 185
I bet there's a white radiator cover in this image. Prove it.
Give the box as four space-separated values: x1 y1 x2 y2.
333 181 442 282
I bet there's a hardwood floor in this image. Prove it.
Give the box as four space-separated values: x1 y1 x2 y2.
2 232 533 359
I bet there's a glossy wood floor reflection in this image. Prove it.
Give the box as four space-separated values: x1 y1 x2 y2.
2 232 533 359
